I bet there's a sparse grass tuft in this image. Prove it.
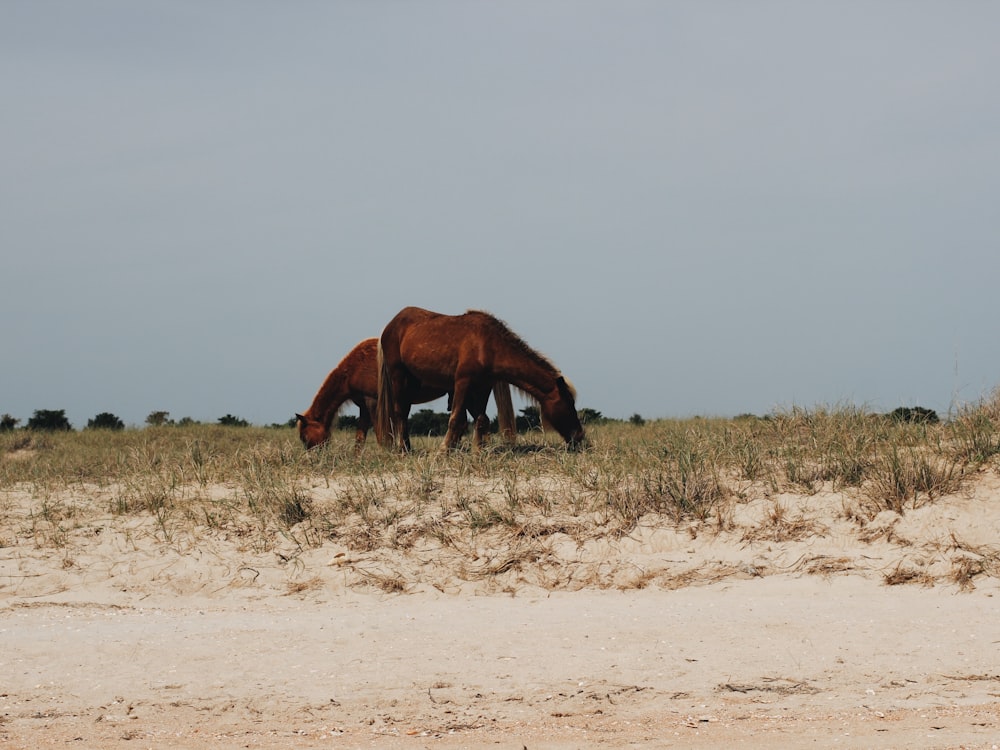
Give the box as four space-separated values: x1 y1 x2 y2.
864 446 962 514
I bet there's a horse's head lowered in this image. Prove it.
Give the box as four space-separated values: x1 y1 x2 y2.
541 376 587 449
295 412 329 450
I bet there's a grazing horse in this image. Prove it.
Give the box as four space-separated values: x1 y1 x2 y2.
376 307 585 452
296 338 515 450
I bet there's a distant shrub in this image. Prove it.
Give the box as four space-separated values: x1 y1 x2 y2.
146 411 172 426
629 413 646 426
26 409 73 431
0 414 19 432
87 412 125 430
888 406 939 424
578 408 606 425
218 414 250 427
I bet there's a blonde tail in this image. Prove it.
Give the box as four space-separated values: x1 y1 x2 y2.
374 338 394 447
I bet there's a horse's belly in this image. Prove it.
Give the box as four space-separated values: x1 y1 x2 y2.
399 343 458 389
408 366 454 390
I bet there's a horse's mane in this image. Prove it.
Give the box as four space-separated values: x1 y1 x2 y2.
466 309 557 368
465 309 575 402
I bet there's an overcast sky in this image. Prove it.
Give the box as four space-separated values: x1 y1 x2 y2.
3 2 999 428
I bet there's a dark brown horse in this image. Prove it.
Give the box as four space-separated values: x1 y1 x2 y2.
296 338 515 450
376 307 585 452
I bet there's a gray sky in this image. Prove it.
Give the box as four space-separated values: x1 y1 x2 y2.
3 2 999 427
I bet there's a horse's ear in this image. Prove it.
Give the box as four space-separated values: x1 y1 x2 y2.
295 413 305 423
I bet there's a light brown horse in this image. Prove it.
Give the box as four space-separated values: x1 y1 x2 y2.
296 338 515 450
376 307 585 452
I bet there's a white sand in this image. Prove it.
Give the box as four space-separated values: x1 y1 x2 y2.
2 471 999 749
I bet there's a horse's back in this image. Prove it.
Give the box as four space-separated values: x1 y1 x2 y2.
383 306 440 335
386 308 500 381
387 308 502 344
341 338 379 396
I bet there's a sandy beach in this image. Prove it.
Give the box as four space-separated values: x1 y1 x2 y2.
3 468 999 749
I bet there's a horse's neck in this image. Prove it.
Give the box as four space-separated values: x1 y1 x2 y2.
494 357 559 401
309 369 350 425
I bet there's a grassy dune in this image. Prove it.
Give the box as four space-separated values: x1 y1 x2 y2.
3 395 1000 594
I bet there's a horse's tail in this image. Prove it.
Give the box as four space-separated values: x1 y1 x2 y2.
493 382 516 444
374 338 394 447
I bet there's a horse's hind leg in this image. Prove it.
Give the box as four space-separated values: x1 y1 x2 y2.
395 401 413 452
438 391 465 451
442 409 468 452
355 399 375 453
464 387 492 452
386 372 413 452
442 378 475 451
471 414 491 451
